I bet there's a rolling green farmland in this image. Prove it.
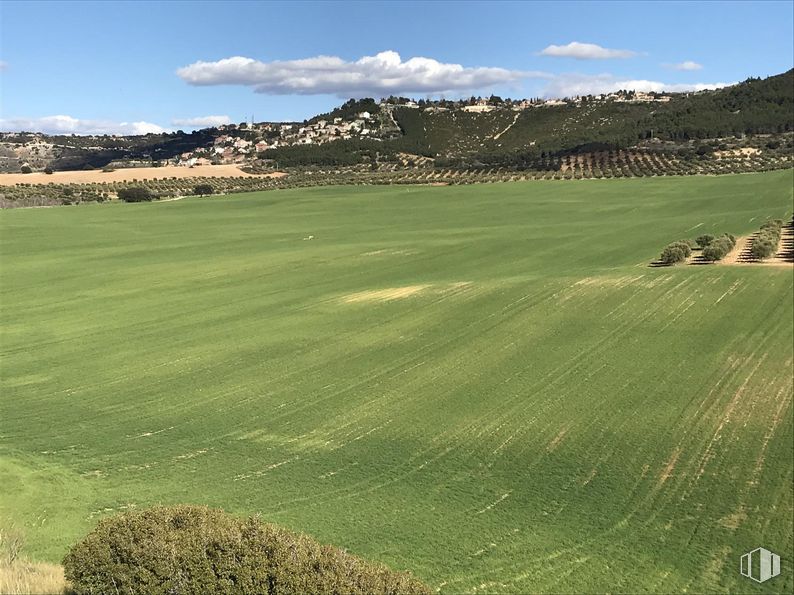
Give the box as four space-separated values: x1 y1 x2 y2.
1 170 792 593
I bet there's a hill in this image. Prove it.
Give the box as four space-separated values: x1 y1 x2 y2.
2 70 792 174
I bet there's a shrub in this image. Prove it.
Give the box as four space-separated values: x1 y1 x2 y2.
751 238 777 260
659 244 687 265
701 236 734 261
701 245 723 261
20 165 32 174
760 219 783 233
117 187 154 202
671 240 693 257
194 183 214 196
44 166 54 175
63 505 430 595
695 234 715 248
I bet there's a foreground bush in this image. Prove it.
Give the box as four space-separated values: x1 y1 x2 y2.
63 505 430 595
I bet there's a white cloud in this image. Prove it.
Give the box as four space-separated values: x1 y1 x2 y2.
664 60 704 71
177 50 542 96
539 42 637 60
0 115 170 135
540 73 732 98
172 115 232 127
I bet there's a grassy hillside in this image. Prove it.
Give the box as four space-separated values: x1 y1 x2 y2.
1 171 792 593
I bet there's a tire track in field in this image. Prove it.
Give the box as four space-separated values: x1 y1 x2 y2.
262 273 699 515
231 281 567 502
433 274 771 592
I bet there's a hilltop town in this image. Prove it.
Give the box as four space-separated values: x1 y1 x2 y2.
0 89 679 173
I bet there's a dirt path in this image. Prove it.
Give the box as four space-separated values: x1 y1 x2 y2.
0 165 285 186
493 112 521 141
720 235 751 265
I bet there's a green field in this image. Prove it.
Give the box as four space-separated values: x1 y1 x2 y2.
1 171 792 593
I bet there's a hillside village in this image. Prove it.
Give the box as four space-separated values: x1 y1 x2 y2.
0 89 679 172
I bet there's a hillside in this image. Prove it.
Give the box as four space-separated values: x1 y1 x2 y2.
2 70 792 175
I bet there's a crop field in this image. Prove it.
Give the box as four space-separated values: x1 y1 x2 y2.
0 164 280 186
1 170 792 593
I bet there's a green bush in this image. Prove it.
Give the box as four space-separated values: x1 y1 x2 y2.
750 238 777 259
20 165 32 174
659 244 687 264
63 505 430 595
118 187 154 202
671 240 693 257
701 236 734 261
695 234 715 248
194 184 214 196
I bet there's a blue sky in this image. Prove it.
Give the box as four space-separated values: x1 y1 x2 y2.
0 0 792 134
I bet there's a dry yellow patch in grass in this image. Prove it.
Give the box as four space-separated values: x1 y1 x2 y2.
546 427 568 452
0 559 67 594
658 447 681 487
0 165 285 186
342 285 430 303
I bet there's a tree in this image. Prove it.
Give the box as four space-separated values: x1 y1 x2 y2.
695 234 715 248
193 184 214 196
117 187 154 202
701 236 734 261
63 505 430 595
750 238 777 260
659 243 687 265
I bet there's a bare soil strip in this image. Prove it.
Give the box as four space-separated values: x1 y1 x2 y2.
0 165 285 186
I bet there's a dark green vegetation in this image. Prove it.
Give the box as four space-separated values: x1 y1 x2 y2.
1 171 792 593
193 183 214 197
64 505 429 595
117 187 154 203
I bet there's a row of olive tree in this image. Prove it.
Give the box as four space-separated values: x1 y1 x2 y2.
116 184 214 203
657 232 737 265
750 219 784 260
